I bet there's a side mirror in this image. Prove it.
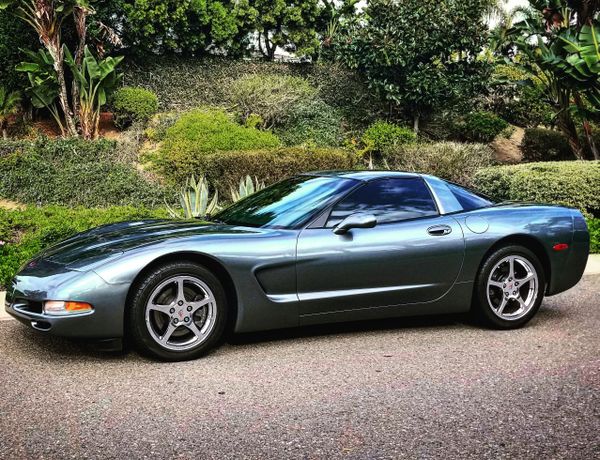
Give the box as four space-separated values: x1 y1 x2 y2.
333 213 377 235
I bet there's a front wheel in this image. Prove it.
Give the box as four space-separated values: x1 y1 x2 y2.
474 245 545 329
128 261 228 361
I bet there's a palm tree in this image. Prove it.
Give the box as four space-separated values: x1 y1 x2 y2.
0 87 21 139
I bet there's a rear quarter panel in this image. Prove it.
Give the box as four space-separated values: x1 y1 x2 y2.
454 204 588 295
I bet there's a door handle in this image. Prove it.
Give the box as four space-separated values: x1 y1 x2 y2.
427 225 452 236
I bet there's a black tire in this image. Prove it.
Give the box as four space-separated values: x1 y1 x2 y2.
474 245 545 329
128 261 228 361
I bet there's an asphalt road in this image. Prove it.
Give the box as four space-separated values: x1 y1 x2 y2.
1 276 599 460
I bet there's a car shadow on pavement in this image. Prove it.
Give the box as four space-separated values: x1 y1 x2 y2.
1 301 568 361
226 312 474 346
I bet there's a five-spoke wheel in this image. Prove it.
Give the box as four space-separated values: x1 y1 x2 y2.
475 245 545 329
129 261 227 361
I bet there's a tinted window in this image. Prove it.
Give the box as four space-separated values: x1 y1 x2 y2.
327 178 438 226
446 183 494 211
214 176 356 229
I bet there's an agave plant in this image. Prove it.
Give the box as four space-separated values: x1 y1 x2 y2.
166 175 219 219
0 87 21 139
230 175 265 202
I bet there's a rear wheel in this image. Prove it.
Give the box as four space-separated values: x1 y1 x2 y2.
474 245 545 329
128 261 227 361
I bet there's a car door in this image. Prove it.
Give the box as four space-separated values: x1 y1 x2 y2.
296 177 465 315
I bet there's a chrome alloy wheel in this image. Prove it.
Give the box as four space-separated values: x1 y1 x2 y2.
486 255 539 321
145 275 217 351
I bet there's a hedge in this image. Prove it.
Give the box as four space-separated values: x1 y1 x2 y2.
473 161 600 217
168 147 357 198
0 206 168 288
588 218 600 253
383 142 495 186
0 138 171 207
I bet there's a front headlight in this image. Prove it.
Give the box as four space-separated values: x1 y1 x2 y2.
44 301 94 316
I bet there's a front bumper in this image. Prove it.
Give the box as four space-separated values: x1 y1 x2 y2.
6 268 130 339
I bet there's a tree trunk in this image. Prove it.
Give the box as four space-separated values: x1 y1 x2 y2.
582 120 599 160
72 6 89 133
556 110 584 160
48 42 77 137
413 112 420 133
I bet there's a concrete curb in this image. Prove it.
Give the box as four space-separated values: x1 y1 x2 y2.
1 254 599 322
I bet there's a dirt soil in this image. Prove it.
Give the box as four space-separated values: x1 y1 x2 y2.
491 126 524 164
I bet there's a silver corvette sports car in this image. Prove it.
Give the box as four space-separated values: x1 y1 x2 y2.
5 171 589 360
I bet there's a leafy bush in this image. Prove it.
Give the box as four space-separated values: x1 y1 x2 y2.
0 137 170 207
473 161 600 217
0 205 167 288
152 109 280 182
588 218 600 253
458 111 509 143
490 64 553 128
229 74 317 128
362 121 416 154
0 10 36 93
180 147 357 198
521 128 574 162
122 57 386 131
112 87 159 129
383 142 495 186
277 99 343 147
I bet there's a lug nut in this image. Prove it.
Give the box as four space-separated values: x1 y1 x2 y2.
515 282 519 286
512 291 517 295
178 300 184 306
508 277 512 282
503 283 506 288
173 318 179 325
184 317 190 322
187 306 192 312
169 308 175 314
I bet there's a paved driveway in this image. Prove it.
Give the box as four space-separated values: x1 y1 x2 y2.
1 276 598 459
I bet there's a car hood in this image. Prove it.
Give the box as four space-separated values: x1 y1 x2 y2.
37 219 266 269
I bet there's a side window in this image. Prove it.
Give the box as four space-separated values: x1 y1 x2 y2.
327 177 438 226
446 183 494 211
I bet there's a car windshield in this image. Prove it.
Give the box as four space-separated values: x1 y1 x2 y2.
214 176 357 229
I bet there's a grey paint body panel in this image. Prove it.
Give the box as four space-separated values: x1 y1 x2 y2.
5 173 589 339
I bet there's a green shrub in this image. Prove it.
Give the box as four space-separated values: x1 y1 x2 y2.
145 112 180 142
277 99 343 147
0 137 170 207
383 142 495 186
153 109 280 182
0 205 167 288
473 161 600 217
521 128 574 162
229 74 318 128
588 218 600 253
112 87 159 129
180 147 357 198
362 121 416 154
458 111 509 143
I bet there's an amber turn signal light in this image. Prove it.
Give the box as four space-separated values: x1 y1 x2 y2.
44 301 93 316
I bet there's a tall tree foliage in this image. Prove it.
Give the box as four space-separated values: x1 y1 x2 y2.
334 0 493 132
249 0 321 60
102 0 254 56
507 0 600 159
